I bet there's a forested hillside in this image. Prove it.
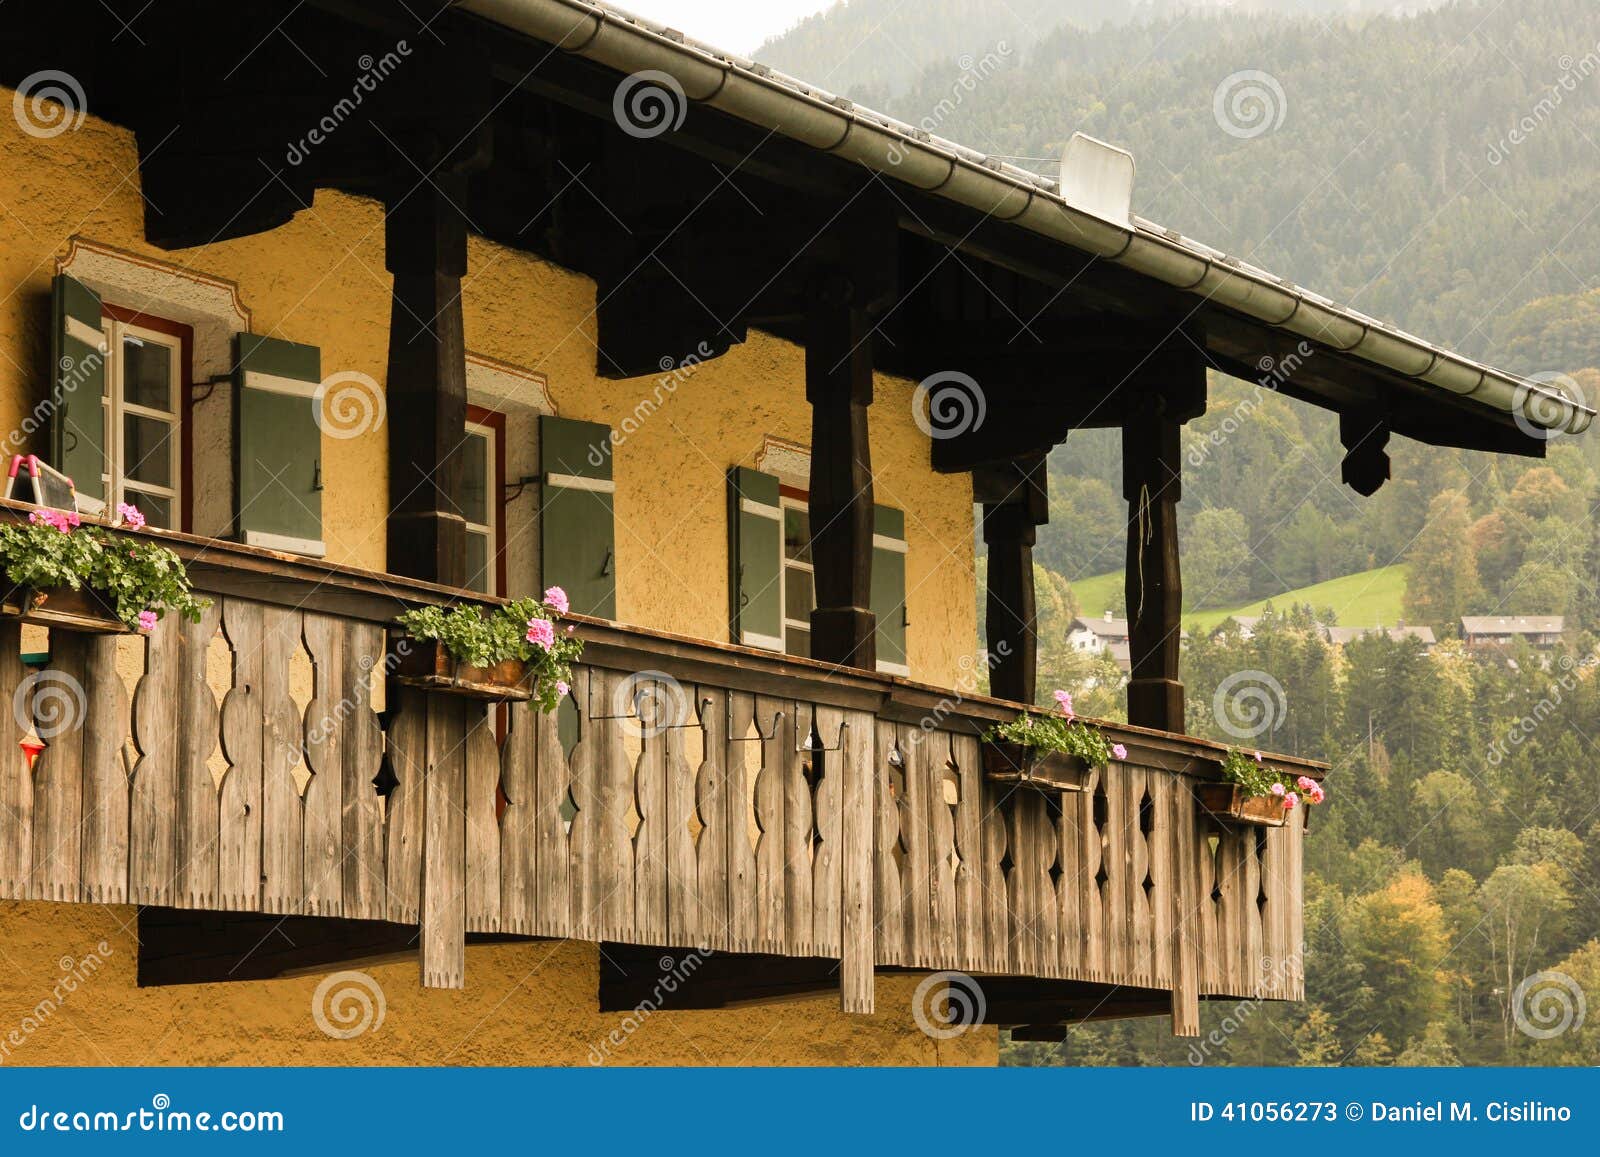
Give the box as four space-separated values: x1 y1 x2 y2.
764 0 1600 1067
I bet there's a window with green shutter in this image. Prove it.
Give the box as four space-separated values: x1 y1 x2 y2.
49 273 108 513
728 466 784 651
870 505 909 676
540 416 616 620
233 333 325 556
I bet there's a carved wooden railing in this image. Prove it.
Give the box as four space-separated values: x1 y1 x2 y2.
0 514 1317 1033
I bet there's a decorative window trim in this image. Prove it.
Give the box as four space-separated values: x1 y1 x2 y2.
754 434 809 490
466 351 556 415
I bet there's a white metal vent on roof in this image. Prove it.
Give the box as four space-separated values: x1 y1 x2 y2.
1059 133 1135 229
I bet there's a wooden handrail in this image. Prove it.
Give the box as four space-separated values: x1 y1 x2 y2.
0 498 1328 778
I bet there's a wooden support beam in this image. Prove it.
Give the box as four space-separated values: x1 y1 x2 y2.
806 277 878 670
384 174 472 586
978 455 1048 705
1123 387 1200 733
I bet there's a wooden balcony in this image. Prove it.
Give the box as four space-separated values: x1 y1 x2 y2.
0 511 1320 1036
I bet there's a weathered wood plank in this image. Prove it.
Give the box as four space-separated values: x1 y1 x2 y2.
694 687 729 946
498 700 537 935
927 730 958 971
751 695 788 953
382 686 428 926
0 621 26 896
872 720 905 967
218 600 264 911
129 613 180 906
593 670 635 941
465 704 501 933
723 692 761 953
299 614 342 917
340 621 386 919
811 704 844 958
632 701 669 948
784 702 816 956
1127 764 1153 984
663 704 699 947
980 780 1011 977
839 707 875 1013
1080 769 1105 982
26 632 87 901
899 721 930 966
260 606 305 914
421 693 466 988
532 695 572 938
78 633 131 904
950 732 984 973
174 605 223 909
565 668 600 940
1169 776 1201 1036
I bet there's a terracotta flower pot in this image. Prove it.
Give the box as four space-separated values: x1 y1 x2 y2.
389 637 535 702
0 585 130 635
981 739 1090 793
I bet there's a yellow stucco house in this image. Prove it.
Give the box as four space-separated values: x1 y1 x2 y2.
0 0 1579 1067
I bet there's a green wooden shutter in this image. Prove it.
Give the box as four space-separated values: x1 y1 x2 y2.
49 274 107 513
728 466 783 651
233 334 325 556
540 416 617 620
871 504 909 676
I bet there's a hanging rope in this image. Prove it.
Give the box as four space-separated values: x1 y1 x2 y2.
1134 482 1154 626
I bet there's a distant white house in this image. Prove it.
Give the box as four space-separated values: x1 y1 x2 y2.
1068 611 1129 653
1460 615 1565 648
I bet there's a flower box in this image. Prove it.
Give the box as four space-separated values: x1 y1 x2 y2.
0 585 130 635
980 739 1090 793
1194 781 1288 828
389 637 535 702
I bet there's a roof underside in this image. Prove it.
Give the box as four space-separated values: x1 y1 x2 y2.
452 0 1593 452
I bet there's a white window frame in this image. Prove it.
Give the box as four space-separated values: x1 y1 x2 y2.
780 494 814 658
99 316 181 527
463 417 500 596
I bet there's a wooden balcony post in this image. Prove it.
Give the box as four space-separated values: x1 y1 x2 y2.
978 454 1047 704
806 276 877 670
384 174 471 587
1123 399 1186 732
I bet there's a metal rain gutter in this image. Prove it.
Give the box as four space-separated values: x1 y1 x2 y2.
457 0 1595 438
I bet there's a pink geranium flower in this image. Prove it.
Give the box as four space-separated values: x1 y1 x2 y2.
1283 793 1299 810
137 609 158 633
525 617 555 650
1271 783 1286 797
1296 775 1317 792
1052 689 1074 719
1111 743 1128 761
543 586 570 615
555 679 570 698
1253 750 1263 763
116 502 146 530
28 508 79 533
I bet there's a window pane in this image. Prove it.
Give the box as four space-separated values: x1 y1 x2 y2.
123 489 171 530
122 336 174 411
122 414 174 487
783 506 811 563
461 429 489 526
785 627 810 660
785 565 814 622
466 530 490 595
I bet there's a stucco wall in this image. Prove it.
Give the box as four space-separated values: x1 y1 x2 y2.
0 97 990 1066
